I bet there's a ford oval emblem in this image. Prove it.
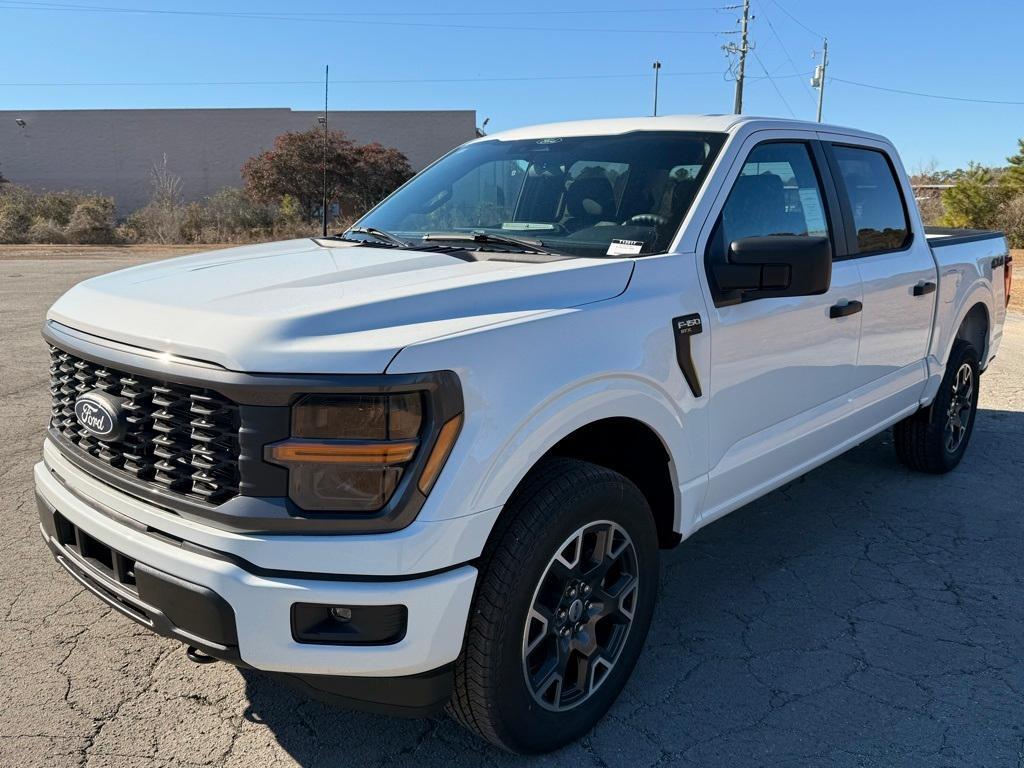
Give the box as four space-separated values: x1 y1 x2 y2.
74 391 124 441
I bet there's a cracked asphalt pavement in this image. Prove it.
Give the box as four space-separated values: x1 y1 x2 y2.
2 254 1023 767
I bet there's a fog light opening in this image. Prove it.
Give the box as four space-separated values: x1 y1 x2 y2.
329 606 353 622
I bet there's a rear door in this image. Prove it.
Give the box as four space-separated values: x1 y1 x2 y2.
695 132 864 521
822 139 936 405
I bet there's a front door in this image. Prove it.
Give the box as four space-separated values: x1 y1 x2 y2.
697 137 863 521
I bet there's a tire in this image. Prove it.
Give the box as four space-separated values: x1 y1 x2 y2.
894 339 981 473
448 457 659 753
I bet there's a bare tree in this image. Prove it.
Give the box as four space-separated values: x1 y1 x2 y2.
131 154 186 243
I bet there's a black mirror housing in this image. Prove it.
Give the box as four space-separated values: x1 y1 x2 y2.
712 235 832 303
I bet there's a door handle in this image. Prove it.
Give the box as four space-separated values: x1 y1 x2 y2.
829 300 862 319
913 281 937 296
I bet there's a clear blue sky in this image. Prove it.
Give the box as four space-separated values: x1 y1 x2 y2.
2 0 1022 171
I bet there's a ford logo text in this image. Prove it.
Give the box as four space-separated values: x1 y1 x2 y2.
74 392 122 440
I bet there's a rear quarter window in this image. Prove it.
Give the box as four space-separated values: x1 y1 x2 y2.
831 145 910 253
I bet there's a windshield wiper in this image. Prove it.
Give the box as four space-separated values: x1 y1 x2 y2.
421 231 555 255
344 226 410 248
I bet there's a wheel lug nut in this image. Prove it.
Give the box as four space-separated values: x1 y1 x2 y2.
582 583 592 595
560 626 571 637
567 587 577 598
557 609 567 621
574 622 584 634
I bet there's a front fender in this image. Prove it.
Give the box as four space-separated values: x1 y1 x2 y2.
386 252 712 543
461 375 697 532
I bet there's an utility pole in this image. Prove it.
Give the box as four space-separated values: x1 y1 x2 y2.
724 0 751 114
811 38 829 122
321 64 329 237
652 61 662 116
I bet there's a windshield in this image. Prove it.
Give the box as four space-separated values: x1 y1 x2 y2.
352 131 726 258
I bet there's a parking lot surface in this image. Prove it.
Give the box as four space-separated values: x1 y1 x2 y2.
2 253 1022 767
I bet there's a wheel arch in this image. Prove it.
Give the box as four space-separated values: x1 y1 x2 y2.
954 301 990 365
545 417 679 549
464 381 691 551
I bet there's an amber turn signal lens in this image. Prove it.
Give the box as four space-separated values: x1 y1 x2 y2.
269 440 418 465
418 414 463 494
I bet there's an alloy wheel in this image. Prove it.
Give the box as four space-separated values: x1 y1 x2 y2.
521 520 640 712
944 362 974 454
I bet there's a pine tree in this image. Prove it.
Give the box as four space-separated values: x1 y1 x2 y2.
941 163 1004 229
1001 138 1024 196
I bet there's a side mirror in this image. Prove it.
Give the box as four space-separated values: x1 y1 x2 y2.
712 235 832 302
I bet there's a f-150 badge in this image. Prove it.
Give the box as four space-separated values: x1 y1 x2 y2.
672 314 703 398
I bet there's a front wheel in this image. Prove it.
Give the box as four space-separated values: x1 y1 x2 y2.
447 457 659 753
894 339 981 473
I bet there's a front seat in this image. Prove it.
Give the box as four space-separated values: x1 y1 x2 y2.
721 173 793 241
563 176 615 232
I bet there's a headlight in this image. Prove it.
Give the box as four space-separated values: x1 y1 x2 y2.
266 391 462 512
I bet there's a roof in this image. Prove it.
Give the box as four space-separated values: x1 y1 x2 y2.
479 114 888 144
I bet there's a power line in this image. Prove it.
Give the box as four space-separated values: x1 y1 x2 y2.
0 1 738 34
830 77 1024 106
0 0 741 14
766 0 823 39
759 4 818 108
751 49 795 117
0 70 729 87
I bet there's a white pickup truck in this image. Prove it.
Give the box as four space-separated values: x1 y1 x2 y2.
36 115 1012 753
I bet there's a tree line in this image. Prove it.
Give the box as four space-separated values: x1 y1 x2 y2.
914 138 1024 248
0 127 413 245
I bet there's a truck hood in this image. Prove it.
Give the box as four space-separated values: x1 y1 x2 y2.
48 238 634 373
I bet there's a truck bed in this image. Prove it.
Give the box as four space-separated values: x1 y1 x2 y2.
923 225 1009 374
925 226 1006 247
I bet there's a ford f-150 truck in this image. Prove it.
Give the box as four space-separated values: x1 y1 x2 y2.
35 115 1012 753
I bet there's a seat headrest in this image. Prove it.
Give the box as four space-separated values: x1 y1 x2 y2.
565 176 615 219
722 173 789 240
668 178 699 219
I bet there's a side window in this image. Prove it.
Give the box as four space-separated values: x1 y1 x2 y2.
830 145 910 253
718 142 830 245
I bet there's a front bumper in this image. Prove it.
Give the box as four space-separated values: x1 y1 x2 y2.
34 449 478 714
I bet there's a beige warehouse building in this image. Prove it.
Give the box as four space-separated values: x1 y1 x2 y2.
0 108 478 214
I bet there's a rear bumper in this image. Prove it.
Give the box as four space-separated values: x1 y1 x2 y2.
34 454 478 715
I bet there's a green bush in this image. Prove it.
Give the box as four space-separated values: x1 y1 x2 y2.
184 187 274 243
940 164 1006 230
124 200 184 244
34 190 87 227
996 194 1024 249
65 197 117 244
27 218 67 244
0 185 119 244
0 186 36 243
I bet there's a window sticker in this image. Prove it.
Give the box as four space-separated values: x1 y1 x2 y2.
606 239 645 256
797 188 828 236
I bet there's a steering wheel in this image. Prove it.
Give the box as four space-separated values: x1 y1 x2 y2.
623 214 669 228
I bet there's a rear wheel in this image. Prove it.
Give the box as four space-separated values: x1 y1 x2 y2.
448 457 659 753
894 339 980 473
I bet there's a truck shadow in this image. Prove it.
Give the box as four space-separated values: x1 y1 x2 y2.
239 406 1024 766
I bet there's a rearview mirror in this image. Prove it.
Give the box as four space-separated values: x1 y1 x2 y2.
712 235 831 303
418 186 452 214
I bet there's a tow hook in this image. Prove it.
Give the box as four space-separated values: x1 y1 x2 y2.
185 645 219 664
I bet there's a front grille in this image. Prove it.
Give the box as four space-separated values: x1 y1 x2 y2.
48 346 241 505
